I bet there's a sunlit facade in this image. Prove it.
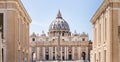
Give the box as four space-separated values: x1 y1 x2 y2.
30 11 92 62
91 0 120 62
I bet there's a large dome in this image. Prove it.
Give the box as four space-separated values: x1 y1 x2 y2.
49 11 70 32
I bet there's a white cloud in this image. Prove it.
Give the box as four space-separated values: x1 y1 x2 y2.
31 21 48 27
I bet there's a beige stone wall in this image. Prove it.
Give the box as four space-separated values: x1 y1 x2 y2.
91 0 120 62
30 30 91 61
30 39 92 61
0 0 31 62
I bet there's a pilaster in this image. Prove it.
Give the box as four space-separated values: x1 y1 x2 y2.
0 33 2 62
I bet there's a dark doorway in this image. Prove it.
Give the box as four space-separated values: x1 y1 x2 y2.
2 48 4 62
45 55 49 60
62 56 64 60
82 52 86 60
0 13 4 39
68 54 72 60
62 33 64 36
53 56 55 60
31 52 34 62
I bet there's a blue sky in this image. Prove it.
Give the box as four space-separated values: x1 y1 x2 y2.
21 0 104 40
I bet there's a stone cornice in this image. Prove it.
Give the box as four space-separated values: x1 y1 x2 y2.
90 0 109 24
91 0 120 24
18 0 32 23
0 1 32 23
30 45 90 47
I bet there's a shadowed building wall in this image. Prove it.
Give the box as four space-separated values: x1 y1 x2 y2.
0 32 2 62
0 0 31 62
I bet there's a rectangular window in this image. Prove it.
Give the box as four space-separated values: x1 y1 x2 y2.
53 47 55 52
0 13 3 39
82 38 85 41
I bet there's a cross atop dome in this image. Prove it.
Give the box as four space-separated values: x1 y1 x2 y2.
49 10 70 36
56 10 62 18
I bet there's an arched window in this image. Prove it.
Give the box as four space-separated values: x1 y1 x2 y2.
62 33 64 36
62 39 64 41
32 52 36 62
62 56 65 60
82 38 85 41
45 55 49 60
31 52 34 62
0 13 4 39
53 39 55 41
68 54 72 60
53 56 55 60
32 38 35 41
68 47 72 60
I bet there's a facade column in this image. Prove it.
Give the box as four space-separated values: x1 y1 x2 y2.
51 47 53 60
37 47 39 61
79 47 80 60
61 47 62 60
119 33 120 62
66 47 68 60
49 47 50 60
86 47 88 60
43 47 45 60
78 47 80 60
39 47 41 60
75 47 78 60
72 47 74 60
2 39 6 62
64 47 67 60
55 47 57 60
40 47 43 60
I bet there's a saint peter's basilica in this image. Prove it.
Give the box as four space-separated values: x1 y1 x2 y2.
30 11 92 62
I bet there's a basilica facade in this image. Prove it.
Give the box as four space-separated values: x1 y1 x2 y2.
30 11 92 62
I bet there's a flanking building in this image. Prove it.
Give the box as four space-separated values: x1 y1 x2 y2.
91 0 120 62
30 11 92 62
0 0 31 62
